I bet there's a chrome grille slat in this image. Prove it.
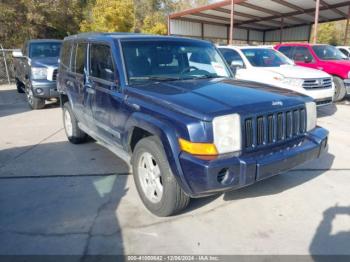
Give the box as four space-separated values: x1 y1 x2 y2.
303 78 332 89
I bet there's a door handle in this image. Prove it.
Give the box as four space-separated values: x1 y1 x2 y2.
125 100 140 111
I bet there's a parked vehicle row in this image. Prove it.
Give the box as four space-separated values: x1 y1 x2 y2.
275 43 350 101
218 46 334 106
56 33 328 216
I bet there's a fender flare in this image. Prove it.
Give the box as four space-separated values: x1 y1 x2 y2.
125 112 193 195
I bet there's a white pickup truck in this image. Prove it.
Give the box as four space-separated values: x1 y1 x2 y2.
218 46 335 106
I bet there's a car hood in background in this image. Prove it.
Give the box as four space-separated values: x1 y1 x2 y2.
127 78 309 121
260 65 330 79
30 57 59 68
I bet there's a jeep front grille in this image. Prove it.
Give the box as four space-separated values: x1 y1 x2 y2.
303 78 332 89
244 107 306 150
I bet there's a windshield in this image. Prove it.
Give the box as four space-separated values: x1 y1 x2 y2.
29 42 61 58
241 48 292 67
312 45 347 60
121 40 231 84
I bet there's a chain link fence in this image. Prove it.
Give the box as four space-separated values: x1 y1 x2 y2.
0 45 18 84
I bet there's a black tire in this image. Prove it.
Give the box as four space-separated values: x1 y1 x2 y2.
26 87 45 109
132 136 190 217
15 79 24 93
63 102 87 144
333 76 346 102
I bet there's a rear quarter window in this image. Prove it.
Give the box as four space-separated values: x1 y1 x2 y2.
72 42 87 75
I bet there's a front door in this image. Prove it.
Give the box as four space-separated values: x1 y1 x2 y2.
88 42 126 145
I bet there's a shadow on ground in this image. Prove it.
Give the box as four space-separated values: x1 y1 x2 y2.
0 88 60 118
317 103 337 118
0 140 129 257
310 205 350 261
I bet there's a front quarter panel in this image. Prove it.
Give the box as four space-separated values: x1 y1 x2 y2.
124 112 194 194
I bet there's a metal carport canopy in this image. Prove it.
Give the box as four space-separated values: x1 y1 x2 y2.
168 0 350 44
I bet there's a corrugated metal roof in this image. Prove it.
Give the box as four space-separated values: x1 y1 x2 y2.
170 0 350 31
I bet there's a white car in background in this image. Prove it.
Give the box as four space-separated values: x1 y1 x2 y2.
336 46 350 58
218 46 335 106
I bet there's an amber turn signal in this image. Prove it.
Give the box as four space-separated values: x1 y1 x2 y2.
178 138 218 156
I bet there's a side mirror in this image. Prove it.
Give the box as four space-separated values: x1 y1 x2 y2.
304 56 313 63
230 60 244 75
12 50 24 58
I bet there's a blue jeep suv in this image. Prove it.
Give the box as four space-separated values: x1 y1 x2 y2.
58 33 328 216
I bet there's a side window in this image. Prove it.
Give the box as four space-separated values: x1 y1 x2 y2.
339 48 349 57
278 46 293 59
219 48 244 66
293 46 314 62
72 42 87 74
60 41 72 70
90 44 116 82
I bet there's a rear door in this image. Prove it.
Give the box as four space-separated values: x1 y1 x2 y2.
88 42 125 145
67 42 90 123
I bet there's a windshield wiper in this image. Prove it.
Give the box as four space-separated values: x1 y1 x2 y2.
182 75 221 80
130 76 180 82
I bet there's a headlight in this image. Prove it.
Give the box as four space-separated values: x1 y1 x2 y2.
31 67 47 80
305 101 317 131
213 114 241 154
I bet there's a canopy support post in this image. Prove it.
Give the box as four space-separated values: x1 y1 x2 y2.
280 17 284 43
313 0 320 44
344 6 350 45
229 0 235 45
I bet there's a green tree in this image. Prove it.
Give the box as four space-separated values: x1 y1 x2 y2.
0 0 85 48
141 13 168 35
80 0 134 32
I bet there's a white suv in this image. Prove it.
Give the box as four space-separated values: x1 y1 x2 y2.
219 46 335 106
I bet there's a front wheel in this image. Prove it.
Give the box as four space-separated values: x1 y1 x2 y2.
333 76 346 102
26 88 45 109
132 136 190 217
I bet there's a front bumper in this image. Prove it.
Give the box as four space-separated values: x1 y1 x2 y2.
344 79 350 94
31 80 59 98
179 127 328 197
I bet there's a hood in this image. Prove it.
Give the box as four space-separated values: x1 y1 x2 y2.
127 78 310 121
260 65 330 79
30 57 59 68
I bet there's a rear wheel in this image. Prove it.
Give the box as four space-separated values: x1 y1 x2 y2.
26 87 45 109
132 136 190 217
63 102 87 144
333 76 346 102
